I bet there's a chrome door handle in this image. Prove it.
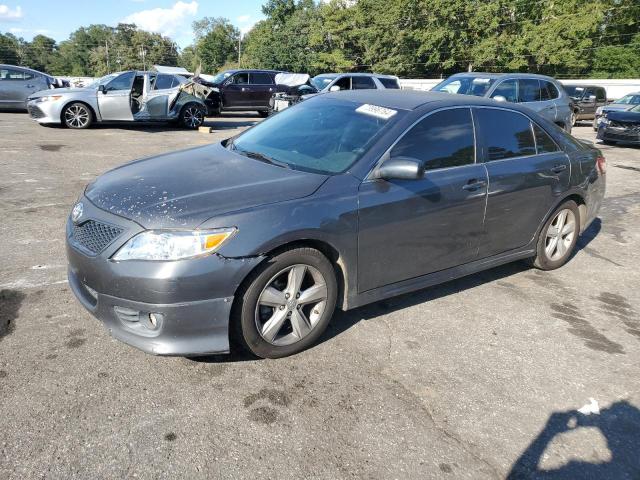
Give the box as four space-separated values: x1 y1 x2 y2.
241 87 247 92
462 179 487 191
26 85 35 88
551 164 567 173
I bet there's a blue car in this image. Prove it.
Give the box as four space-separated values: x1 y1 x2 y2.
66 90 606 358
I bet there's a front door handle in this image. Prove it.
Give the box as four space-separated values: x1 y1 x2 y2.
241 87 247 92
26 85 35 88
551 164 567 173
462 179 487 191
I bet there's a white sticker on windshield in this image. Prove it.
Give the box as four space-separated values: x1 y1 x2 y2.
356 104 397 120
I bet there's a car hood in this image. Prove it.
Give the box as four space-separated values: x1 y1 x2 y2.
29 87 94 99
606 110 640 124
602 104 635 113
85 142 329 229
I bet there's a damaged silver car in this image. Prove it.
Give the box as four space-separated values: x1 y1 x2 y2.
26 70 211 129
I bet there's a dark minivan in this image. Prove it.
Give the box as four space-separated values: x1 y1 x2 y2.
66 91 605 359
200 69 282 117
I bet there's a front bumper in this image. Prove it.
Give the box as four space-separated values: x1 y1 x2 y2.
66 197 263 356
27 99 63 124
597 124 640 144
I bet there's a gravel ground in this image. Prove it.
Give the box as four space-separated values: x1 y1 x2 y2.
0 113 639 479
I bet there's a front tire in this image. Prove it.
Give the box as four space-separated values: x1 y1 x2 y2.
62 102 92 129
570 111 577 127
530 200 580 270
257 110 269 118
234 247 337 359
179 103 205 129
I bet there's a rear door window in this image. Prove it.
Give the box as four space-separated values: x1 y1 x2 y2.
390 108 475 171
378 77 400 89
540 81 559 100
251 72 274 85
0 68 33 80
154 74 176 90
352 76 376 90
518 79 542 102
476 108 536 161
491 79 518 102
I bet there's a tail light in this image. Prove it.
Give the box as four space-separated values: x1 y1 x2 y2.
596 155 606 175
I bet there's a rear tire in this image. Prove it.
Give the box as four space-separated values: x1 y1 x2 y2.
233 247 337 359
529 200 580 270
179 103 205 129
571 111 577 127
62 102 93 129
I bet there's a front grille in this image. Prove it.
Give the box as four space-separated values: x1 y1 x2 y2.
27 105 45 119
72 220 124 254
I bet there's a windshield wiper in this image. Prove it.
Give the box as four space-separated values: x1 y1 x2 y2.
236 149 291 169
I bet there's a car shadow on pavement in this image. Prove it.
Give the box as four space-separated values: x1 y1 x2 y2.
506 401 640 479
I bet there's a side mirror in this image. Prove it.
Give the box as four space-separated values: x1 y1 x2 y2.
374 157 424 181
492 95 507 102
329 85 341 92
588 94 597 102
98 84 106 93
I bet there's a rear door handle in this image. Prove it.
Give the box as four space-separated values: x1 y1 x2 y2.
462 179 487 191
551 164 567 173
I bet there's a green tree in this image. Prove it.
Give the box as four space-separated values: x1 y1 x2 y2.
192 17 239 73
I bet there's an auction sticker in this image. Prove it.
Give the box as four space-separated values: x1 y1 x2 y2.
356 104 398 120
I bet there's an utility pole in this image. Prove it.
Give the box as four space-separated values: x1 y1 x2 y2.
139 46 147 71
238 34 242 66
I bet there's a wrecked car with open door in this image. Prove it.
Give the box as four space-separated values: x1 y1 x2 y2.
268 73 318 114
26 70 210 129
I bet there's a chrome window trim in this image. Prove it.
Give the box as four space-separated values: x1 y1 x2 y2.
364 106 478 181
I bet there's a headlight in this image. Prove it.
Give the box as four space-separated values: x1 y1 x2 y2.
112 228 237 261
595 106 603 116
34 95 62 103
211 87 220 93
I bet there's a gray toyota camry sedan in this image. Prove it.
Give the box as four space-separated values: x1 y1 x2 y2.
66 90 606 358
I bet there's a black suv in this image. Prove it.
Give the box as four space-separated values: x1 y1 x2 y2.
200 69 282 117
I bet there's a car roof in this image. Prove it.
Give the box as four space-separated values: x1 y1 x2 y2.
562 84 604 88
321 89 518 111
0 63 53 78
222 69 282 74
316 72 397 79
448 72 558 81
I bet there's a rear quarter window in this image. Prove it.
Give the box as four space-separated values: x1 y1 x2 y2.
378 77 400 89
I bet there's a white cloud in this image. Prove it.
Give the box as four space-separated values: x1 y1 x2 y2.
0 4 23 21
8 27 23 33
122 1 198 37
237 14 250 23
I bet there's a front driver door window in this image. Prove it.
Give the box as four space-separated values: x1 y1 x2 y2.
97 71 135 121
491 79 518 102
357 107 487 292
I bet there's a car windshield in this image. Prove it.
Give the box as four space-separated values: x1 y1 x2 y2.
615 94 640 105
563 85 586 99
432 76 496 96
311 75 337 91
86 73 121 89
229 98 402 174
210 71 233 84
630 104 640 113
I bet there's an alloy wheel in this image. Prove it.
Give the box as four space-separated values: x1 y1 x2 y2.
64 104 90 128
183 106 204 128
544 208 576 261
255 264 328 346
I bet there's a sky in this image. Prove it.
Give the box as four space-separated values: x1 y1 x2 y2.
0 1 265 47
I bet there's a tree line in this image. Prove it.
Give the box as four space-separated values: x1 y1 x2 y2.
1 0 639 79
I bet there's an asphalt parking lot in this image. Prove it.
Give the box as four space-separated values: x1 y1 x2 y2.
1 112 639 479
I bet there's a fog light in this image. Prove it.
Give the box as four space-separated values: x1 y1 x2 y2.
148 313 158 328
